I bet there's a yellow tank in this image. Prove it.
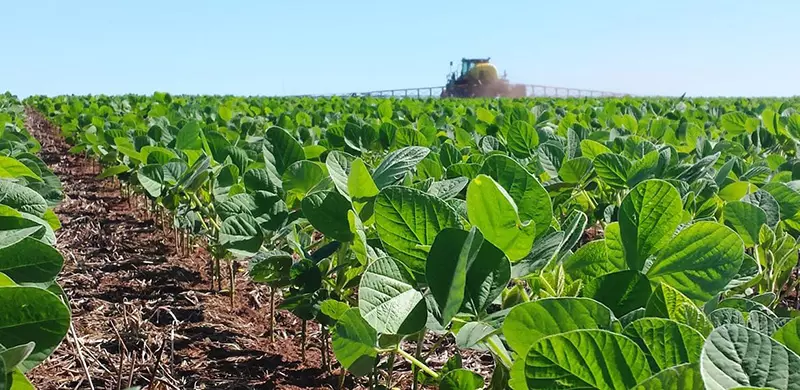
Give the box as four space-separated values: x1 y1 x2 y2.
467 62 499 82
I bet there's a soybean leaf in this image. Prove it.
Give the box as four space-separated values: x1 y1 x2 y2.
773 318 800 356
523 329 652 390
620 179 683 271
502 297 615 354
646 222 744 304
646 283 713 337
265 126 305 175
374 186 461 275
594 153 632 188
632 363 705 390
302 190 354 242
426 228 480 325
467 174 536 261
219 214 264 257
723 201 767 247
440 368 484 390
332 308 377 377
358 256 426 335
0 286 70 371
583 270 651 317
700 324 800 390
624 318 704 371
0 237 63 283
372 146 429 189
479 155 552 238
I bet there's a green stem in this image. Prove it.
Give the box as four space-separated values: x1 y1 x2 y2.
396 348 438 379
412 330 424 390
385 351 396 388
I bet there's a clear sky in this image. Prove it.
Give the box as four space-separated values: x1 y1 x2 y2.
3 0 799 98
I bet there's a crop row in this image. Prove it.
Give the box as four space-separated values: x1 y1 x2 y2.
0 93 70 389
26 94 800 389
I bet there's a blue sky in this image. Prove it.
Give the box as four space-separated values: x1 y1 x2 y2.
3 0 798 97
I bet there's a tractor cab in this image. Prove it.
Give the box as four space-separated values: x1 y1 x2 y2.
460 58 491 77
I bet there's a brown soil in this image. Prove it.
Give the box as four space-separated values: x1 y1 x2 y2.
23 110 493 390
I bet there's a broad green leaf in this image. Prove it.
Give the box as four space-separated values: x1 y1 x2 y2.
646 222 744 303
559 157 593 183
0 181 48 217
604 222 626 270
427 177 469 199
218 214 263 257
248 250 292 286
646 283 713 336
720 112 750 136
479 155 552 238
463 235 509 316
773 318 800 356
742 190 780 228
282 160 326 201
9 370 34 390
624 318 704 371
0 157 41 181
524 329 652 389
632 363 705 390
701 324 800 390
440 369 484 390
467 174 535 261
349 158 379 221
580 139 612 160
512 231 562 278
620 179 682 271
426 228 479 325
374 186 461 275
709 308 747 328
325 150 354 198
302 191 354 242
594 153 632 188
332 308 377 377
746 310 779 335
447 163 481 180
507 121 539 158
719 182 758 202
358 256 426 335
723 201 767 247
763 182 800 223
0 237 63 283
0 217 43 249
96 164 131 179
503 297 615 354
0 286 70 371
563 240 621 283
627 151 661 187
175 121 203 150
537 141 565 178
372 146 429 189
0 342 34 373
583 270 651 317
455 321 497 349
265 126 305 175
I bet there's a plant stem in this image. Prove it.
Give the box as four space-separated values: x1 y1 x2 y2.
322 325 330 372
385 351 396 388
412 330 424 390
269 286 276 342
338 368 347 390
229 259 236 306
396 348 438 379
301 319 307 362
